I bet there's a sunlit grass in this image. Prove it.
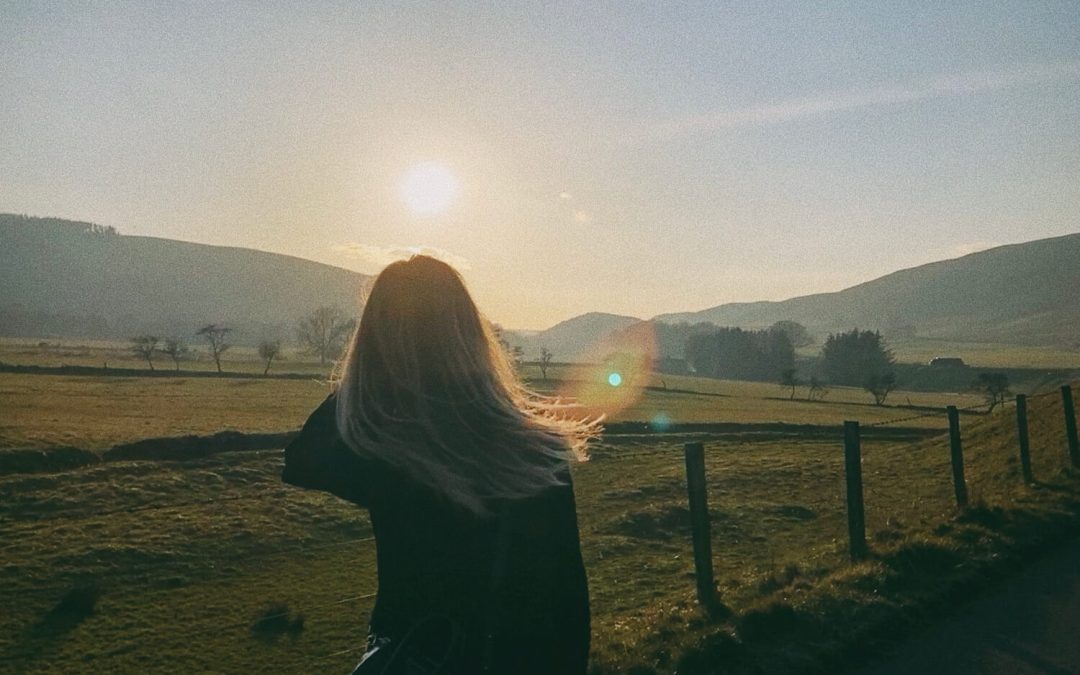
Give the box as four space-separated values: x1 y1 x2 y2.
0 368 990 451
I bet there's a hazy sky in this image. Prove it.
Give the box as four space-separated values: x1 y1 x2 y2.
3 2 1079 329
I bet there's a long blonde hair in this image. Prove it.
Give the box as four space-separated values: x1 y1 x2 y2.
334 255 599 513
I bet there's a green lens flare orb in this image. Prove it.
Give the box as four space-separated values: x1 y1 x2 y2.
607 372 622 387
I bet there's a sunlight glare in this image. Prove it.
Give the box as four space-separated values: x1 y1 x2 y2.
399 162 460 216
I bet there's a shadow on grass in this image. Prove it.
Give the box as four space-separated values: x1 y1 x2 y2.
33 585 99 636
250 603 305 644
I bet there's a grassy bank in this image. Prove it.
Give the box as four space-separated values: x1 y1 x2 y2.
587 384 1080 674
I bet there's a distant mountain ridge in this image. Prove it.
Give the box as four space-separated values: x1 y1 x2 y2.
3 215 1076 354
653 233 1080 347
0 214 368 341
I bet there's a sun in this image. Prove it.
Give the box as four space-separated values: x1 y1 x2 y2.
399 162 460 216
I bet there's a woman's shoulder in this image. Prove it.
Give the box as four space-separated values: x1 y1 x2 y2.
282 392 381 505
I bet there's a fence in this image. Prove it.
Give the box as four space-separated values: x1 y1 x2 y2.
679 385 1080 610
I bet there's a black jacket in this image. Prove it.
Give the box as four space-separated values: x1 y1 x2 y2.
282 395 590 674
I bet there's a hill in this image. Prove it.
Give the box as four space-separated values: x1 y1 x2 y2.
655 233 1080 347
0 214 368 342
504 311 642 362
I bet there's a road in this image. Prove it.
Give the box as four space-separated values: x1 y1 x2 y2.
854 538 1080 675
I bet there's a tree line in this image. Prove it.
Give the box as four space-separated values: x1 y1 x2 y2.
677 321 1013 409
672 322 897 404
129 306 356 375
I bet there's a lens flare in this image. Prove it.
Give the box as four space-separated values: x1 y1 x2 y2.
557 321 657 421
651 413 672 432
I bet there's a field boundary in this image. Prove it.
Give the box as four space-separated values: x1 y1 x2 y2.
0 362 321 381
0 421 943 476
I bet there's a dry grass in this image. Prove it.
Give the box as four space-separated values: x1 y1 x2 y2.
1 336 1077 673
1 388 1076 673
0 366 988 451
0 373 330 449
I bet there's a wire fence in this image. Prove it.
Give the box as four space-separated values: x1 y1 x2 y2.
678 384 1080 614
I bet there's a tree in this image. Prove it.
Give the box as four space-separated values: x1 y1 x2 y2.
297 306 355 366
863 372 897 406
820 329 895 388
491 323 511 352
491 323 524 367
131 335 160 371
808 376 828 401
685 327 794 382
769 320 814 348
162 337 189 372
539 347 553 381
779 368 801 399
258 340 282 376
196 324 232 374
972 372 1011 412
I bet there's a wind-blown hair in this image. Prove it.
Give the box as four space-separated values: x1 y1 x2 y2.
334 255 599 513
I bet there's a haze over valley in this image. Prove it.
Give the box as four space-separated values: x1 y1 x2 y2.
2 214 1076 366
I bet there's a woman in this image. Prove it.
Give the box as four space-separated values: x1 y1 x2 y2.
282 255 597 674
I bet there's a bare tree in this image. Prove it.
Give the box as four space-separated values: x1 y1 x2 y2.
539 347 553 381
258 340 281 376
491 323 525 367
863 372 897 406
807 376 828 401
196 324 232 374
298 306 355 366
491 323 510 351
779 368 800 400
131 335 160 371
162 337 190 372
972 373 1011 412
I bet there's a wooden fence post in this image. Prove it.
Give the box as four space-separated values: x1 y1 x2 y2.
947 406 968 509
1062 385 1080 469
843 421 867 561
1015 394 1033 483
683 442 717 609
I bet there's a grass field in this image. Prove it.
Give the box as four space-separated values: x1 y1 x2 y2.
0 366 987 451
6 336 1079 372
2 389 1077 673
1 344 1078 673
0 337 332 376
887 338 1080 370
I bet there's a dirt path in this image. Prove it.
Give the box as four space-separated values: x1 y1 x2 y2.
854 538 1080 675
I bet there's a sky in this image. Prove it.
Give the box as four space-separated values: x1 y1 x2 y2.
2 2 1079 330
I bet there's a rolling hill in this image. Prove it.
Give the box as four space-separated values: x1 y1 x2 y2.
0 214 368 342
654 233 1080 347
504 312 643 362
3 215 1076 353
